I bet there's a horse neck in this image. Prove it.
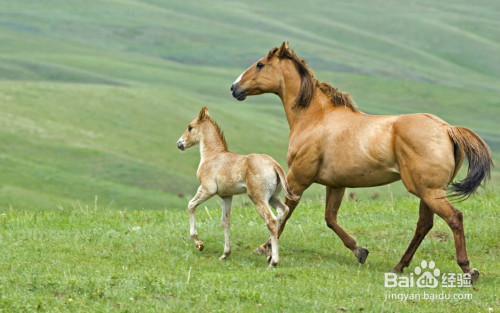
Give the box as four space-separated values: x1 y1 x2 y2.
199 122 227 161
278 72 327 130
277 64 303 128
277 62 358 130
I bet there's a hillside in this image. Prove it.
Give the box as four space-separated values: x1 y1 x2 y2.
0 0 499 209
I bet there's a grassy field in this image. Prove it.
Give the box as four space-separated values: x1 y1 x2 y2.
0 194 498 312
0 0 499 209
0 1 499 312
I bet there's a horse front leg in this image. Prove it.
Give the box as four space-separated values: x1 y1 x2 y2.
219 196 233 260
325 187 369 264
188 186 213 251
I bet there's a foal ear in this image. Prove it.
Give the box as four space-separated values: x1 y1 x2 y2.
198 107 209 120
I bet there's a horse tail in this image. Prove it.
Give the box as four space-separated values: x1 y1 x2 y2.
272 160 300 202
447 126 493 198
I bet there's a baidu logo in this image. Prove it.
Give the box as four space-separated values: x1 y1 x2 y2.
384 260 471 288
415 260 440 288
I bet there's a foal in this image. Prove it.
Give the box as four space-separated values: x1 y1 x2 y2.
177 107 298 268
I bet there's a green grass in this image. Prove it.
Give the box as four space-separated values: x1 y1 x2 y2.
0 194 498 312
0 0 499 209
0 2 498 310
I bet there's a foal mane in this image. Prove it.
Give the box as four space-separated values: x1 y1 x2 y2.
206 117 228 151
269 44 358 112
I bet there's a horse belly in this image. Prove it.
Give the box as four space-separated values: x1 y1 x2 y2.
317 140 401 188
317 165 400 188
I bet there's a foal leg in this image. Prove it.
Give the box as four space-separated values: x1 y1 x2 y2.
255 169 312 254
269 195 290 261
252 199 279 268
219 196 233 260
254 194 298 256
188 186 214 251
422 189 479 283
269 195 290 235
392 200 434 273
325 187 369 264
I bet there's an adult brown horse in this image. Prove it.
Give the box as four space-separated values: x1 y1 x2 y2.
231 42 492 282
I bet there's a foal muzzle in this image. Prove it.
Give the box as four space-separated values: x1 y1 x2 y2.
177 139 185 151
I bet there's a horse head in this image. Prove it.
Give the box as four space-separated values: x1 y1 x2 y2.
231 42 292 101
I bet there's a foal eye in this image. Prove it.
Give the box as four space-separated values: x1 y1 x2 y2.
188 126 193 131
256 62 264 70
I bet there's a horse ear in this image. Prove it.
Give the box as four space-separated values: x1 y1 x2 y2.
198 107 209 120
277 41 289 57
268 47 279 59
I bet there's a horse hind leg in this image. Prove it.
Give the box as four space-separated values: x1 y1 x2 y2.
421 189 479 283
392 200 434 273
325 187 369 264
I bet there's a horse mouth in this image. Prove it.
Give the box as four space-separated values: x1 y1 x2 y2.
231 85 247 101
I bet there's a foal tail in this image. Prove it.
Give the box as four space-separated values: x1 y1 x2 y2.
447 126 493 198
272 161 300 202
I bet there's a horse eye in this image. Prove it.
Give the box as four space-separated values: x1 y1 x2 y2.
188 126 193 132
256 62 264 70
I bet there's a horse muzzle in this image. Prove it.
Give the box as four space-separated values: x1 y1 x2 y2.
231 84 247 101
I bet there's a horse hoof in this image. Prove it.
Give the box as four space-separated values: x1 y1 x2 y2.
196 242 204 251
355 246 369 264
469 268 479 284
219 254 229 261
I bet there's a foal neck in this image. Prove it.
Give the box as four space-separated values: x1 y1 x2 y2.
199 120 228 159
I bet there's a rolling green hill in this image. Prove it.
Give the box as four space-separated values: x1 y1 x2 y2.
0 0 499 209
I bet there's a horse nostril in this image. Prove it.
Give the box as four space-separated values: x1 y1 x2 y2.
230 84 234 92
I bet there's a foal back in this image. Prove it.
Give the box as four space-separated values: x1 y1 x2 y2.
199 152 284 200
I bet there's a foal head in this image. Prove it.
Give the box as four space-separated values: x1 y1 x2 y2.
231 42 315 108
177 107 210 151
177 107 227 152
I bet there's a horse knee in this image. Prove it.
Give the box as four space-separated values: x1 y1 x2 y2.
324 212 337 230
447 210 464 233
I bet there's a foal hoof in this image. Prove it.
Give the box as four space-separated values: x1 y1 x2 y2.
196 242 204 251
253 243 268 255
267 262 277 270
253 247 266 255
469 268 479 284
219 254 229 261
355 246 369 264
